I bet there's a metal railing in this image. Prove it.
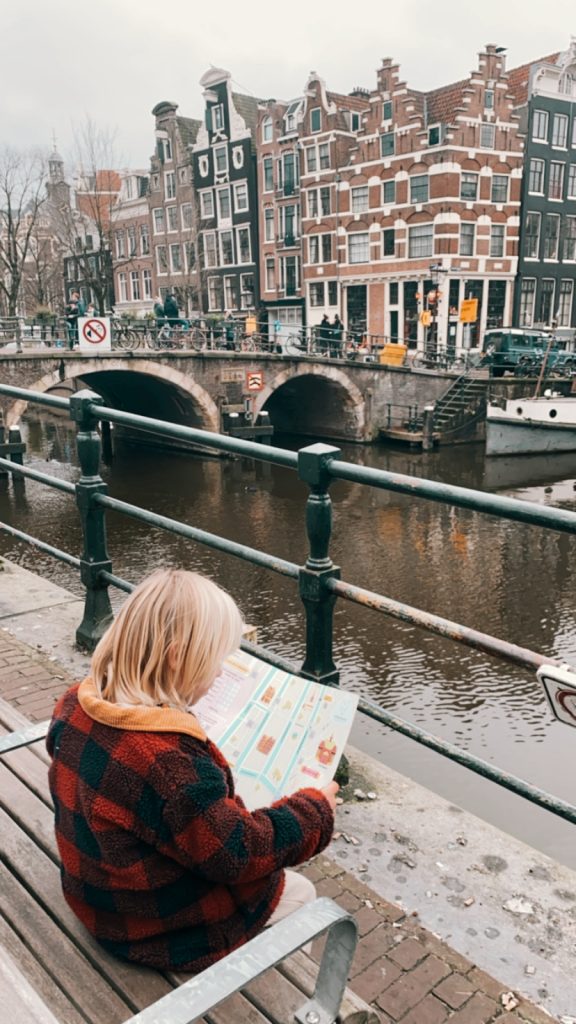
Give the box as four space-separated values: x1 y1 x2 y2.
2 381 576 826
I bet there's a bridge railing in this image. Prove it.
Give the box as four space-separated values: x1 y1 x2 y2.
2 381 576 826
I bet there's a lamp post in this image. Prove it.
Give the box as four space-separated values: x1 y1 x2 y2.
428 263 448 359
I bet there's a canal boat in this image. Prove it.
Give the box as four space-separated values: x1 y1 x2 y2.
486 392 576 456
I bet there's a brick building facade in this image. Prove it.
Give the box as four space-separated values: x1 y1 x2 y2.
112 171 153 317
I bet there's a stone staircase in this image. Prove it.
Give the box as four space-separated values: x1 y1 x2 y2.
431 366 490 443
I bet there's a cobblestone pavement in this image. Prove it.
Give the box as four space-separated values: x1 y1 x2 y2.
0 626 557 1023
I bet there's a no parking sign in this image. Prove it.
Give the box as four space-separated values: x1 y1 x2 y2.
78 317 111 351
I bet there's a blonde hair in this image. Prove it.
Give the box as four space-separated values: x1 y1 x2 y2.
91 569 243 710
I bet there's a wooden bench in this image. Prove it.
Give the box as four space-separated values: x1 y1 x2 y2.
0 697 379 1024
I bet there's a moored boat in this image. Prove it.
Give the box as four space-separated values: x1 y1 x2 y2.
486 393 576 456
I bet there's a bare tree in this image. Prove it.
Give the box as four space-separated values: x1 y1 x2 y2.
0 146 47 316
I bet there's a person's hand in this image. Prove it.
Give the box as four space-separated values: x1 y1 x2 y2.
321 780 339 812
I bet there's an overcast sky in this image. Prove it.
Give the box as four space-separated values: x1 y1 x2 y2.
1 0 574 169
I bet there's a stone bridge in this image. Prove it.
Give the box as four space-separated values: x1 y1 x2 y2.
0 350 450 442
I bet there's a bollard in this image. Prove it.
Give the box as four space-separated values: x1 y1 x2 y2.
297 443 341 687
8 424 24 467
69 389 114 651
422 404 435 451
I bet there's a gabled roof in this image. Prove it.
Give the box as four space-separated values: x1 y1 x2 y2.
424 79 468 125
505 52 561 106
176 116 202 149
232 93 265 138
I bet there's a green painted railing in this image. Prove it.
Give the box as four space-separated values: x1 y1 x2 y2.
1 382 576 825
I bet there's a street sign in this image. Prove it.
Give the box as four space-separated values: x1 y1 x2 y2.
459 299 478 324
78 317 111 351
246 371 264 392
536 664 576 728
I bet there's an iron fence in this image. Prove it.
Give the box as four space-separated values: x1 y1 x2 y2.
1 381 576 825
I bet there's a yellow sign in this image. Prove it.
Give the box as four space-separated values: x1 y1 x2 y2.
419 311 432 326
245 315 257 336
460 299 478 323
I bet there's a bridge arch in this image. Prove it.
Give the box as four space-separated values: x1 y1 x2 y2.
5 358 220 433
253 364 367 441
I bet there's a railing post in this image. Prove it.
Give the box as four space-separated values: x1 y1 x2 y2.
297 443 341 687
69 389 114 651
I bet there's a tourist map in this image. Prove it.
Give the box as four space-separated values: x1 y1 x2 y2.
193 649 358 810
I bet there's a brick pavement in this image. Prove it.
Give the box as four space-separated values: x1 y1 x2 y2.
0 627 557 1024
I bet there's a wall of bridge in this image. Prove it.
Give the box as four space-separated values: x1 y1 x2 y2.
0 351 452 442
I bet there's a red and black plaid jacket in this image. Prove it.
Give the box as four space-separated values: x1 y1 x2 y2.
46 680 334 972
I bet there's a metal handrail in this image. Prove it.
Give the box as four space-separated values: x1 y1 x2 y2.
2 382 576 826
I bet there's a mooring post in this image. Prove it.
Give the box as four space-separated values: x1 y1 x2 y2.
297 443 341 687
69 389 114 651
422 404 435 450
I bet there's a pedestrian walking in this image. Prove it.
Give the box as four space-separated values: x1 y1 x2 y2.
317 314 332 355
331 315 344 357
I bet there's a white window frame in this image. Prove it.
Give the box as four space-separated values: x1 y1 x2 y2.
348 232 370 264
170 243 182 273
153 208 164 234
410 174 429 204
489 224 505 258
351 185 369 213
155 245 167 275
224 275 237 310
203 231 218 269
240 273 255 309
532 110 549 142
115 231 126 258
233 181 249 213
460 222 475 257
166 206 178 232
552 113 568 148
236 226 252 265
524 212 541 259
181 203 193 230
309 236 320 263
142 269 152 300
262 156 274 192
118 272 127 302
548 161 565 200
140 223 150 255
309 282 325 306
543 213 560 259
528 158 545 194
408 223 434 258
211 104 225 131
265 256 275 291
382 179 395 205
164 171 176 199
207 276 222 311
199 191 214 219
264 207 274 242
217 186 231 222
479 123 495 149
219 229 234 266
519 278 536 325
310 107 321 133
262 116 273 143
214 145 228 174
306 146 317 173
558 280 574 326
130 270 140 301
568 164 576 199
491 175 508 204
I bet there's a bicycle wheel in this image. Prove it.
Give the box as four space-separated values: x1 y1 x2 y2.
188 326 206 351
116 329 139 351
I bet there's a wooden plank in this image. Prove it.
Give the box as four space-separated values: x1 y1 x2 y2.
0 946 61 1024
0 695 52 763
0 860 133 1024
0 759 59 860
0 806 174 1012
280 950 381 1024
0 914 87 1024
245 960 379 1024
206 990 273 1024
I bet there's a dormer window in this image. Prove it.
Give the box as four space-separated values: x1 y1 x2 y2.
382 101 392 122
262 116 273 142
211 104 225 131
284 100 301 134
484 89 494 110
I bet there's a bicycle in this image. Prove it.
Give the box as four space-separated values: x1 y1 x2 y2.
111 319 146 351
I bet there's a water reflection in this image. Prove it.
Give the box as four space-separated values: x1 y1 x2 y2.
2 415 576 866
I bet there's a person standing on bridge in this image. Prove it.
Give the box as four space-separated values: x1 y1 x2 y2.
164 291 180 329
46 569 337 973
64 291 86 349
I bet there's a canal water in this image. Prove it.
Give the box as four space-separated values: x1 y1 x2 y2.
2 413 576 868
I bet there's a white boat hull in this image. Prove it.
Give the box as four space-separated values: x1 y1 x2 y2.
486 397 576 456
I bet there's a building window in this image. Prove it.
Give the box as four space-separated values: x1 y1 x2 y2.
240 273 255 308
351 112 361 132
548 161 565 200
528 158 545 193
220 230 234 265
214 146 228 174
320 187 330 216
207 276 223 311
485 89 494 109
310 107 321 133
564 216 576 260
181 203 193 229
185 242 195 272
543 213 560 259
319 143 330 170
140 223 150 255
308 190 318 218
118 272 127 302
179 167 188 185
322 234 332 262
236 226 251 264
310 282 325 306
351 185 369 213
568 164 576 199
460 172 478 200
224 276 238 310
533 109 549 142
524 212 541 258
279 255 300 295
490 224 505 258
264 208 274 241
410 174 429 203
382 100 392 121
142 269 152 300
127 226 137 256
491 175 508 203
382 228 395 256
519 278 535 325
479 123 495 148
167 206 178 232
382 179 395 204
279 204 297 243
165 171 176 199
309 236 320 263
130 271 140 301
306 146 317 173
558 280 574 325
200 191 214 219
552 113 569 148
348 232 370 263
460 222 475 256
261 116 273 142
155 245 167 274
282 151 298 193
265 257 275 291
263 156 273 192
537 279 555 323
233 181 249 212
328 280 338 305
408 223 433 258
169 244 182 273
428 125 441 146
210 104 225 132
203 232 218 268
153 208 164 233
115 231 125 258
217 187 231 220
380 131 395 157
